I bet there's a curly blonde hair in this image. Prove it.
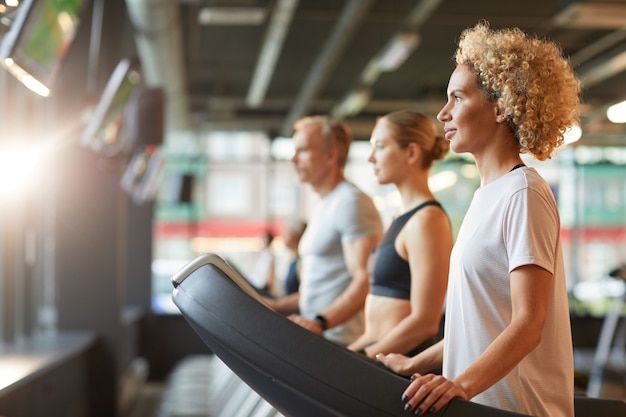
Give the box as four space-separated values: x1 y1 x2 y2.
455 22 581 160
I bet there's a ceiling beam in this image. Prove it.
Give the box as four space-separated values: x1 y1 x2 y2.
331 0 443 120
201 115 380 140
576 42 626 89
191 96 445 113
246 0 298 108
280 0 375 136
569 28 626 69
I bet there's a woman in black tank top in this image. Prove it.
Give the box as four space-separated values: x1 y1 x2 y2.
347 110 454 358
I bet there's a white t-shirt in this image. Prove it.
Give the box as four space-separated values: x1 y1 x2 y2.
443 167 574 417
298 181 382 345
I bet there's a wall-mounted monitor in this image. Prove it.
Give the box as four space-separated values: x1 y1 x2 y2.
80 57 145 157
124 85 165 148
120 145 165 205
0 0 92 97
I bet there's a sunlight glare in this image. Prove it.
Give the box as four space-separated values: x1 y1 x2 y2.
0 142 45 199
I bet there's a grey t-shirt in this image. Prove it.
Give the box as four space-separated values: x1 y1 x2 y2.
298 181 382 345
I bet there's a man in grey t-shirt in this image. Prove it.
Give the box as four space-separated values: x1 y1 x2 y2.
266 116 382 346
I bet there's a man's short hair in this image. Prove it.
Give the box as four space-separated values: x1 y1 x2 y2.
294 116 352 167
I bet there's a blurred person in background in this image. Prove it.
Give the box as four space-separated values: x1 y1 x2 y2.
281 220 307 297
247 230 276 296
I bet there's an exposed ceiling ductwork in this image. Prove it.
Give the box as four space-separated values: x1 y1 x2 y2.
122 0 626 146
125 0 191 132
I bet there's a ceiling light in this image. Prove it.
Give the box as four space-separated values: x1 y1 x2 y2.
331 88 370 119
377 32 420 71
553 2 626 29
606 100 626 123
198 7 266 26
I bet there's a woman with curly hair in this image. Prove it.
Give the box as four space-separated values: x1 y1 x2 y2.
376 22 581 417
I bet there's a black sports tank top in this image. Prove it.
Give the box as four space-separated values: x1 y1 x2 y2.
369 200 443 300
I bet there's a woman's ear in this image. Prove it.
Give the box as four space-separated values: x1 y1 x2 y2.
495 106 506 123
407 142 422 165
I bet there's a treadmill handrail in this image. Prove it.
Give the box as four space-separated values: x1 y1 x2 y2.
171 252 271 308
